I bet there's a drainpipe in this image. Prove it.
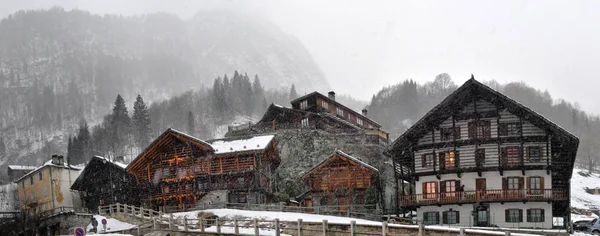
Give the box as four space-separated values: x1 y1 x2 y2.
49 168 56 210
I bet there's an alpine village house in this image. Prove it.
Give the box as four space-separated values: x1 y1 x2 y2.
126 128 279 212
387 77 579 229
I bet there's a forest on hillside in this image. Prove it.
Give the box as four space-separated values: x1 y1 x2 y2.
366 74 599 172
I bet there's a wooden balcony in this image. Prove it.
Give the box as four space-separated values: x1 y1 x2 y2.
399 189 567 207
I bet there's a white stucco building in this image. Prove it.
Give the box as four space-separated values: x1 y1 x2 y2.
387 78 578 229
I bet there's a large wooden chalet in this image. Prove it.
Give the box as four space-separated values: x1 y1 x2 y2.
387 77 578 228
127 129 279 212
71 156 139 212
229 91 388 144
301 150 379 211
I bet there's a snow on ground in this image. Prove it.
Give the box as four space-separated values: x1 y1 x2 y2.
86 215 136 233
571 167 600 210
213 115 258 138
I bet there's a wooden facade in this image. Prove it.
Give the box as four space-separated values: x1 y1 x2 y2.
386 77 579 228
70 156 139 212
302 150 379 209
126 129 279 211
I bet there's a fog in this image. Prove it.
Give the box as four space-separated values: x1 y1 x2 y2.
2 0 599 113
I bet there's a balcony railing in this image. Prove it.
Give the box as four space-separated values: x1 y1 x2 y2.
399 189 567 207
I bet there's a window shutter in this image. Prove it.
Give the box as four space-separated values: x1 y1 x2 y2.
519 177 524 190
422 182 427 194
519 209 523 222
439 152 445 170
421 155 426 168
502 178 508 190
540 177 545 191
442 212 448 224
526 147 531 161
505 209 509 222
527 209 531 222
436 212 440 224
527 177 531 194
456 180 461 192
440 181 446 193
541 209 545 221
456 211 460 224
455 151 460 167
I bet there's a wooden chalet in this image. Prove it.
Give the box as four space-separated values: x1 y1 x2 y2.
386 76 579 228
127 129 279 212
302 150 379 211
228 91 389 144
71 156 139 212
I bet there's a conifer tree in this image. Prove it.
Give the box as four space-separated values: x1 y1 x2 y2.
75 121 91 164
289 84 298 102
110 94 131 154
132 94 152 148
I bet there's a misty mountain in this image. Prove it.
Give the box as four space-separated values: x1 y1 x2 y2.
0 7 328 174
366 74 598 170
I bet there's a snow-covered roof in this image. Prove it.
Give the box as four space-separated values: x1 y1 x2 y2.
7 165 37 171
335 150 379 173
94 156 128 169
15 159 81 182
208 135 275 154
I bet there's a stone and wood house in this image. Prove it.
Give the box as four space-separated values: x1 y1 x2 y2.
386 77 579 229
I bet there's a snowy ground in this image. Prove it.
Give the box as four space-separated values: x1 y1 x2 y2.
571 167 600 210
86 215 137 233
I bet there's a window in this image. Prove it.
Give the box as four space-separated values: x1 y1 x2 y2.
441 180 459 198
423 212 439 225
357 118 363 126
423 182 438 199
507 177 520 190
443 211 460 224
30 176 33 185
22 181 25 188
336 107 345 117
300 100 308 109
43 186 47 197
527 209 544 222
505 209 523 223
321 100 329 109
163 186 169 194
501 146 521 166
468 120 491 139
162 168 170 177
527 147 542 162
301 118 309 127
440 127 461 141
499 122 521 136
38 172 42 181
439 151 458 170
529 177 543 195
238 193 248 203
475 149 485 167
421 153 434 168
443 180 457 193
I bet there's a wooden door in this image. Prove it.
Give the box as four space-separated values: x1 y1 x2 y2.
476 178 486 199
305 199 313 213
338 196 348 211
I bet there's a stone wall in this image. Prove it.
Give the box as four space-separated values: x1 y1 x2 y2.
196 190 229 206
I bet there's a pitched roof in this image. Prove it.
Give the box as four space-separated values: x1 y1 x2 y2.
71 155 129 191
7 165 37 171
15 159 81 182
207 135 275 154
385 77 579 173
290 91 381 128
303 150 379 180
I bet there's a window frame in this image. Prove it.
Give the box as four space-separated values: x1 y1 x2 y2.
423 212 439 225
321 100 329 110
529 176 542 195
501 146 521 166
527 146 542 162
301 117 309 127
468 120 491 139
527 208 544 222
506 209 523 223
423 182 438 199
440 151 457 170
507 177 520 190
336 107 345 117
38 172 43 181
499 122 521 137
443 211 460 224
421 153 434 168
30 176 33 185
357 118 363 126
300 100 308 109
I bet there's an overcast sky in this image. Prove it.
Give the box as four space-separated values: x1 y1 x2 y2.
2 0 600 113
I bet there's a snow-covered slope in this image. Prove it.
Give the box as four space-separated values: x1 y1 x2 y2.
571 167 600 210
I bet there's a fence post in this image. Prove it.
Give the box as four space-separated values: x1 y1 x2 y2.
350 220 356 236
116 203 121 213
159 211 163 219
183 216 188 231
234 218 239 234
216 217 221 234
322 219 328 236
279 202 285 211
152 217 156 229
254 218 259 236
297 218 303 236
168 213 173 231
139 206 144 218
137 225 140 235
98 206 102 215
200 218 205 232
382 221 388 236
418 222 424 236
459 228 465 236
347 208 350 217
274 218 281 236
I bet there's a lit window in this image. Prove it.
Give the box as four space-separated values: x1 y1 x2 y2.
357 118 363 126
301 118 309 127
527 209 544 222
440 151 457 170
300 100 308 109
423 182 437 199
506 209 522 223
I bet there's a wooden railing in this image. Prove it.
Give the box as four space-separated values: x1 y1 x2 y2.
400 189 567 206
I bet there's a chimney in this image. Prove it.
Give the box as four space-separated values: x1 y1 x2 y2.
328 91 336 101
51 155 64 165
115 156 125 163
362 109 368 117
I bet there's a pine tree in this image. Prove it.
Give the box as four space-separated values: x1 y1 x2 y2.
66 136 73 162
212 77 224 117
289 84 298 102
110 94 131 154
187 111 195 136
132 94 152 148
74 121 91 164
365 185 378 206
